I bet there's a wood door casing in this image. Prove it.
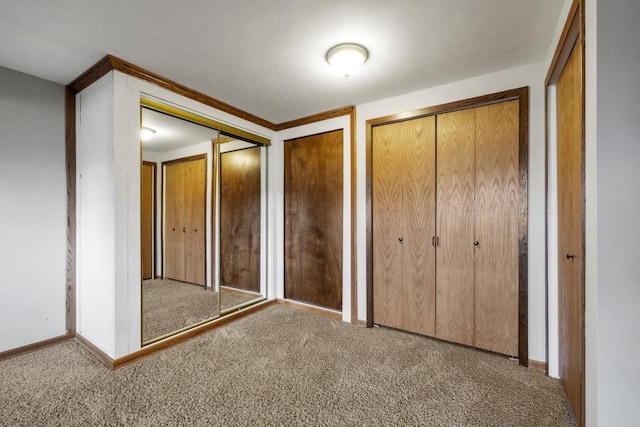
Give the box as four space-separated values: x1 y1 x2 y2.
372 116 436 335
284 130 343 310
557 39 584 427
473 100 519 356
142 162 155 280
436 108 476 346
220 146 261 292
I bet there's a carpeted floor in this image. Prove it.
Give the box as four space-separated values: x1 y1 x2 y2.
1 305 576 426
142 279 258 342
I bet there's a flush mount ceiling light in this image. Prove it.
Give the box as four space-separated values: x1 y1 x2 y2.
140 127 156 141
326 43 369 79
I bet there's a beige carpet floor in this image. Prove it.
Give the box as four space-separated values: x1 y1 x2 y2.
142 279 257 342
1 305 576 426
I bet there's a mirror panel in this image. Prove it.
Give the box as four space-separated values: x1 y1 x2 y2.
217 138 266 313
141 102 268 345
141 107 220 344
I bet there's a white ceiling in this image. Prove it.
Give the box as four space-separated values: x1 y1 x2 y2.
0 0 564 124
141 108 218 153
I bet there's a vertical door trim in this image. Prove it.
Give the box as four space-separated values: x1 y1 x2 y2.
365 87 529 366
545 0 585 425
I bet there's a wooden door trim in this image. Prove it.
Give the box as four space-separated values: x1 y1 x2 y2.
161 154 208 287
365 87 529 367
142 161 157 279
545 0 585 424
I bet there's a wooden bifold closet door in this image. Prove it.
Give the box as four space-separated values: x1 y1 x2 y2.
284 130 343 311
164 156 206 286
372 99 520 357
372 116 436 336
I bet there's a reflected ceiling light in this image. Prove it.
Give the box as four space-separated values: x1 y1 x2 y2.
326 43 369 79
140 127 156 141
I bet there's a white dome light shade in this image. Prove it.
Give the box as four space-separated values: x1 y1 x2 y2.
326 43 369 78
140 127 156 141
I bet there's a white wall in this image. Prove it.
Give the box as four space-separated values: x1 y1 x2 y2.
596 0 640 424
274 117 353 322
0 66 66 352
355 61 548 363
76 73 117 356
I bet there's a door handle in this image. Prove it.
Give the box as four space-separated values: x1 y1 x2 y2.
566 253 576 260
183 226 186 233
474 241 479 246
432 236 435 247
398 237 403 243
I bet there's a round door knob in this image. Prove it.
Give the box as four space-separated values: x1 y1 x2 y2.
473 241 479 246
398 237 403 242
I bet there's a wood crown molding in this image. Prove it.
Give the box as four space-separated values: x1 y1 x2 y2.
275 106 355 131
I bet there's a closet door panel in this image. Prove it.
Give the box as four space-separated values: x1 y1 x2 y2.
402 116 436 336
184 157 206 286
284 130 343 310
474 100 519 356
164 162 185 281
372 122 407 330
557 41 585 426
436 109 475 346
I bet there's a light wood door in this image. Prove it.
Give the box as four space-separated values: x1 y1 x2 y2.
164 157 206 286
220 147 261 292
184 157 206 286
164 162 185 281
557 40 584 427
436 108 476 346
142 162 155 280
284 130 343 310
473 100 519 356
372 116 436 335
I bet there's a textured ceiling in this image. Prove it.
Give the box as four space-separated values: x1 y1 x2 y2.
0 0 564 124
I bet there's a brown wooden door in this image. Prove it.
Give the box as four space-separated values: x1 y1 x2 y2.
164 156 206 285
473 100 519 356
164 162 185 281
142 162 155 280
435 108 476 346
557 39 584 426
372 116 436 335
184 157 206 286
284 130 343 310
220 146 261 292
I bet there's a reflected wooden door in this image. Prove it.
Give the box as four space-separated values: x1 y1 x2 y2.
164 162 185 281
184 157 206 286
473 100 519 356
284 130 343 310
164 156 206 286
142 162 155 280
220 147 261 292
557 39 585 426
372 116 436 335
436 108 475 346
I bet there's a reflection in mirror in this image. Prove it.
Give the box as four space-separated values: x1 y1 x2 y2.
141 107 220 344
217 137 266 313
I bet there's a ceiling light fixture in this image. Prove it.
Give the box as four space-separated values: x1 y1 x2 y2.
326 43 369 79
140 127 156 141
